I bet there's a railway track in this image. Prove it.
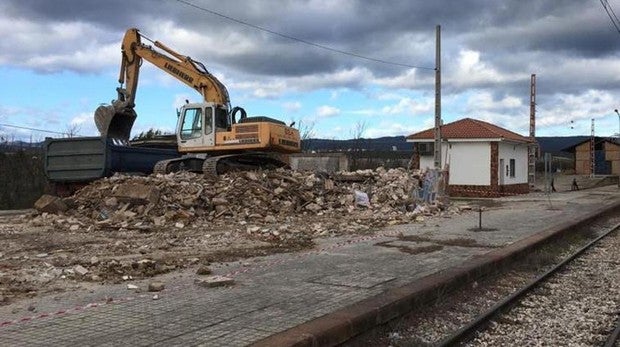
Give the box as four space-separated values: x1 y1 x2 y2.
439 223 620 346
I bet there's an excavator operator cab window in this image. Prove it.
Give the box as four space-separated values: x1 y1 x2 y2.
204 107 213 135
180 108 202 140
214 106 228 131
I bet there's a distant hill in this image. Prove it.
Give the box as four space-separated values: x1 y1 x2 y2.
0 140 43 152
535 136 590 157
304 136 409 152
305 135 592 156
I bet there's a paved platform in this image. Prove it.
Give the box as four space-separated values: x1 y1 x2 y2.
1 186 619 346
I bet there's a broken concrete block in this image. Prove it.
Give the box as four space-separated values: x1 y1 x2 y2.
305 203 322 212
34 195 68 214
104 197 118 207
211 197 228 206
90 256 100 265
246 226 260 234
148 282 165 292
194 276 234 288
245 171 259 181
73 265 89 276
264 215 277 223
113 183 160 204
196 266 212 275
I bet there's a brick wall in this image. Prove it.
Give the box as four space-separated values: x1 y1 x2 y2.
490 142 498 189
448 184 499 197
575 142 591 175
499 183 529 195
448 183 529 198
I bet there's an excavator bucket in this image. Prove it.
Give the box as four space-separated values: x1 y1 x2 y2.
94 105 137 142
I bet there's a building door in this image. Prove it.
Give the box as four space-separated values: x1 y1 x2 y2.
499 159 505 185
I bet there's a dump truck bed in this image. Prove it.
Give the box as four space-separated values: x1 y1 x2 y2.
44 137 179 182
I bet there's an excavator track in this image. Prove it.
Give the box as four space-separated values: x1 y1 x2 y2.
154 153 288 177
202 153 288 176
153 158 178 174
153 156 205 175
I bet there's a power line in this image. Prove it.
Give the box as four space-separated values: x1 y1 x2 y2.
172 0 435 70
0 123 69 135
600 0 620 34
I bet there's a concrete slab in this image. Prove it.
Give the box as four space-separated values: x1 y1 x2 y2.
0 186 618 346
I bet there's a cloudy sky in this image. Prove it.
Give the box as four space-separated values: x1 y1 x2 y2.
1 0 620 142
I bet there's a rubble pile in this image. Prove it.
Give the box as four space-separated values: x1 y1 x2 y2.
33 167 448 240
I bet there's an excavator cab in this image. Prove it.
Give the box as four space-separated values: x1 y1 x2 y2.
177 102 217 150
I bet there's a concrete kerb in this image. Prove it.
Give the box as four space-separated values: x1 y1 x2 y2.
252 199 620 347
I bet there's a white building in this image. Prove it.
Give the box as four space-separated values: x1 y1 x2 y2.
406 118 533 197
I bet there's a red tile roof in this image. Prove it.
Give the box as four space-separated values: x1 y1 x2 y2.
406 118 532 143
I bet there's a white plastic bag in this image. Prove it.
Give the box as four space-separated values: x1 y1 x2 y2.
354 190 370 207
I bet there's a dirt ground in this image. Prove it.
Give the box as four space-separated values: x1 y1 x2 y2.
0 212 316 305
0 168 456 308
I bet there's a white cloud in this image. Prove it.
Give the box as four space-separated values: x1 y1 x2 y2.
448 50 526 88
539 90 617 128
365 121 421 138
375 68 430 89
0 18 118 72
70 113 91 126
465 92 523 111
230 80 288 99
283 101 302 113
381 97 433 115
316 105 340 118
172 94 194 109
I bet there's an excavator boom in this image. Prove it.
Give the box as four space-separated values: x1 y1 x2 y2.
95 28 230 141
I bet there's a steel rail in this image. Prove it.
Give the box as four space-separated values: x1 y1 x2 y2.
603 316 620 347
437 222 620 347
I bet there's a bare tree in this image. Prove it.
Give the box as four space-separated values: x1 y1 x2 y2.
349 120 368 153
64 124 81 138
350 120 367 140
296 119 316 151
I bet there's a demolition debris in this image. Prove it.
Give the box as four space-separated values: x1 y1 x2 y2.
33 167 448 239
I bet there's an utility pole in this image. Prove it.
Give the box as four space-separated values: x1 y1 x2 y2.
528 74 537 187
433 25 442 170
590 118 595 177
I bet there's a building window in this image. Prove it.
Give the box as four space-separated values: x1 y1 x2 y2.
509 159 515 178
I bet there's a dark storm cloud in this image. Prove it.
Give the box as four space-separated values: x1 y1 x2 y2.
4 0 173 30
3 0 620 97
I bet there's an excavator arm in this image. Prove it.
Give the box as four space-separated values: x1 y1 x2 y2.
95 28 231 141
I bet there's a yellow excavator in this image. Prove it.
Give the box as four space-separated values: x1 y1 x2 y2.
94 28 300 175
